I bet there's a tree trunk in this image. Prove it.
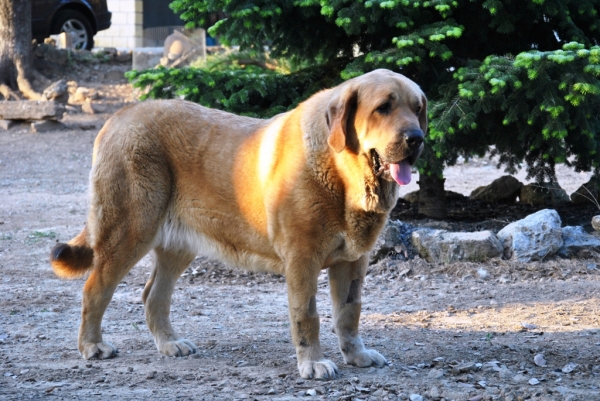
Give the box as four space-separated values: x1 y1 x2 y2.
418 173 447 219
0 0 41 100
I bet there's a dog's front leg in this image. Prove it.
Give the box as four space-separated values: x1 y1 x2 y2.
328 255 387 368
286 262 338 380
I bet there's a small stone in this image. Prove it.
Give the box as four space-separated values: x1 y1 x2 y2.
592 216 600 231
428 386 440 399
534 354 546 367
428 368 444 379
42 80 68 103
477 268 489 279
146 371 156 379
529 378 540 385
82 98 95 115
562 362 578 373
452 362 475 375
512 374 527 383
409 394 423 401
267 388 276 395
306 389 317 396
72 87 90 103
521 322 537 330
20 369 30 374
0 119 16 130
497 366 512 379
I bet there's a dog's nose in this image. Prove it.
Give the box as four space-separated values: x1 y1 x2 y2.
404 129 424 150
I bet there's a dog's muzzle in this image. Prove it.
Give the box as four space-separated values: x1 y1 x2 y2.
372 128 424 186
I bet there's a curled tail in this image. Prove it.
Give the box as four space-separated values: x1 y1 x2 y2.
50 229 94 279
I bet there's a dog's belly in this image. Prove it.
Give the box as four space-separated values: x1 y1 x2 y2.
155 210 285 274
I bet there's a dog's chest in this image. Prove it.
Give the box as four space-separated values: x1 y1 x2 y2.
332 210 387 262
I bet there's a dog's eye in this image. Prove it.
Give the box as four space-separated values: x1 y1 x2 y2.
376 102 391 114
415 106 422 115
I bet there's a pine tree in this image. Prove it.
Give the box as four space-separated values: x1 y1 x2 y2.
128 0 600 218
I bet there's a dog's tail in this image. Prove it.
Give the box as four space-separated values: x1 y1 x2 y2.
50 228 94 279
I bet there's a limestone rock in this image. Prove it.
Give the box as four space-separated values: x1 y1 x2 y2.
0 100 64 120
520 182 570 206
411 229 503 263
41 80 68 103
371 220 416 263
496 209 563 262
0 120 16 130
470 175 523 203
402 190 465 204
558 226 600 258
571 178 600 205
71 87 98 104
31 120 66 133
34 43 69 65
403 190 420 204
81 98 95 114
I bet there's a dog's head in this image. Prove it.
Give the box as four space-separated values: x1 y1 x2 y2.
326 69 426 186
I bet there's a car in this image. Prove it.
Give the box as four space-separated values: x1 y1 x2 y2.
32 0 112 51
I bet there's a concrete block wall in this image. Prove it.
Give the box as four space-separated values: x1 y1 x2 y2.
94 0 143 49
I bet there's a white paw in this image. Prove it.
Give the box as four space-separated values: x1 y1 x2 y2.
80 341 118 359
344 348 387 368
298 359 338 380
158 338 197 357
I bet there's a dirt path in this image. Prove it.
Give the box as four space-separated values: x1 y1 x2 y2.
1 77 600 400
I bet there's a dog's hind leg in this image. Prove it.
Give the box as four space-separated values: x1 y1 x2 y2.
79 247 153 359
142 246 197 357
78 140 171 359
328 255 387 368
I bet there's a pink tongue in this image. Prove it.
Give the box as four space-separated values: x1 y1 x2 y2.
389 160 412 185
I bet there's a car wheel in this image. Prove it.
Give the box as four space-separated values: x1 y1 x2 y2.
52 10 94 50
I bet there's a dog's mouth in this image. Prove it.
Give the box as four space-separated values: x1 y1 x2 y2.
371 149 413 186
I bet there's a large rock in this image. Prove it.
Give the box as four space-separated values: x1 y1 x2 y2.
470 175 523 203
558 226 600 258
0 100 64 120
411 229 503 263
520 182 570 206
402 190 466 204
371 220 417 263
496 209 563 262
34 43 69 65
571 178 600 205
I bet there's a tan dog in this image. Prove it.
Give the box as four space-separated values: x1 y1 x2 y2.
50 69 426 380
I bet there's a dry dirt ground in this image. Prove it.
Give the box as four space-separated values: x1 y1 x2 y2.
1 60 600 401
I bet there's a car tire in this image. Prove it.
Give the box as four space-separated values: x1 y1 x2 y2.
51 10 94 50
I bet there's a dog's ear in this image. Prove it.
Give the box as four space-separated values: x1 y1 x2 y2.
326 87 357 153
419 93 428 136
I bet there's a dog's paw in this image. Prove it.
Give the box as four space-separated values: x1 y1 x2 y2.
158 339 197 357
343 348 387 368
298 359 338 380
80 341 118 359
